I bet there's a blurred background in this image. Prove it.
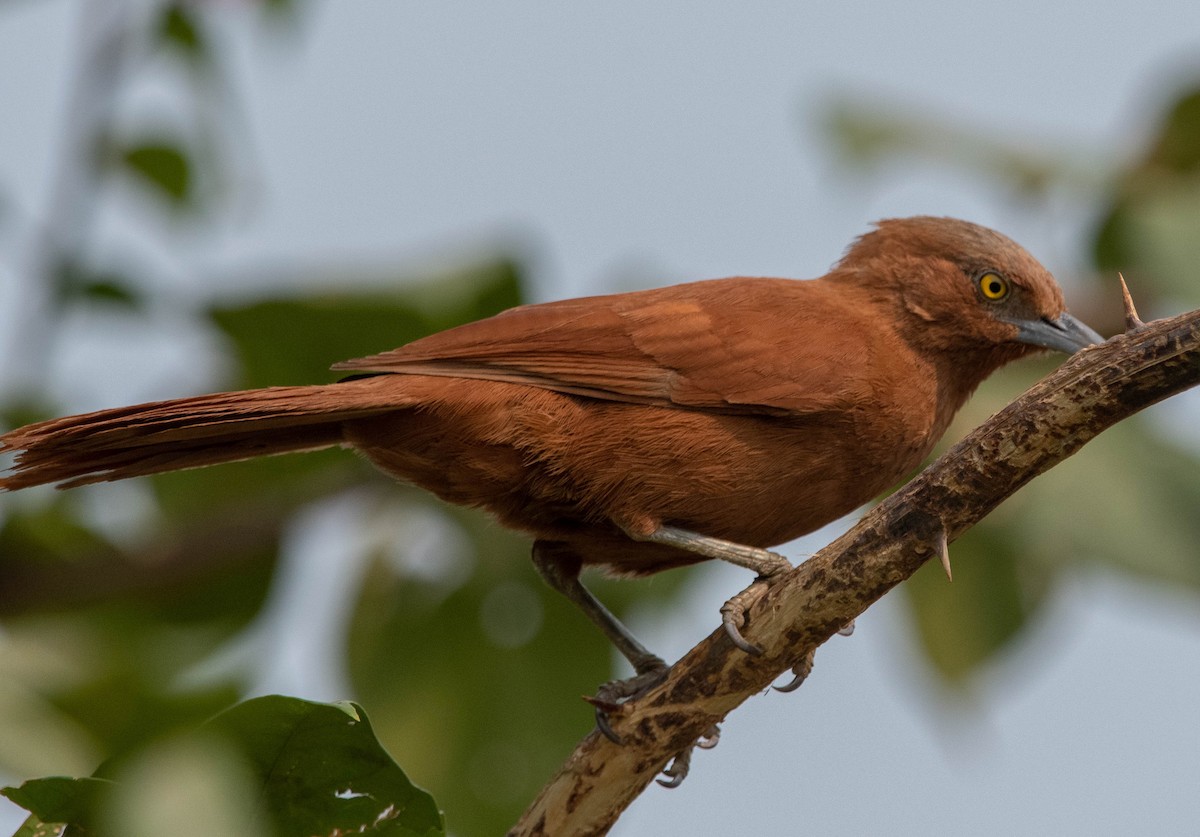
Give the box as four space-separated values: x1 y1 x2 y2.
2 2 1200 835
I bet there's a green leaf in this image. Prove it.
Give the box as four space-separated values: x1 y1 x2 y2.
0 501 118 566
1091 202 1137 272
52 264 144 309
1091 85 1200 288
120 144 191 204
1 776 113 832
1146 85 1200 173
204 696 444 836
46 258 144 309
10 813 64 837
1 699 442 837
158 4 206 62
0 398 57 434
260 0 300 20
75 280 141 308
822 97 1077 197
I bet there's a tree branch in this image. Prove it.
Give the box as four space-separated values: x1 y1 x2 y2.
511 305 1200 836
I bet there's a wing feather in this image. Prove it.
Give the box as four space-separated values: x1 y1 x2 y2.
333 277 874 415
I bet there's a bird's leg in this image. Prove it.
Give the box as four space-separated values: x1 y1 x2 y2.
626 524 792 576
623 524 792 655
531 542 668 743
533 540 723 785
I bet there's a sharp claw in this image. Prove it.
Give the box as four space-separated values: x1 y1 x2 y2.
586 664 669 744
697 725 721 750
656 748 692 788
656 724 720 787
657 771 686 789
773 671 806 693
723 618 763 655
721 579 770 655
582 695 624 744
593 704 623 744
774 649 815 693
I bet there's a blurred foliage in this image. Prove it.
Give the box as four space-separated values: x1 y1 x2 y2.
117 142 192 206
3 776 111 834
51 260 142 310
2 696 443 836
827 79 1200 687
0 5 694 835
1092 88 1200 297
823 96 1097 199
905 528 1052 682
0 255 688 835
3 1 1200 834
157 4 204 60
211 259 524 388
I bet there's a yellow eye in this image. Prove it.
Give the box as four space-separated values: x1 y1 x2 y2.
978 272 1010 301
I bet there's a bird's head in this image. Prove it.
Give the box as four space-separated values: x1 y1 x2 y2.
837 216 1104 365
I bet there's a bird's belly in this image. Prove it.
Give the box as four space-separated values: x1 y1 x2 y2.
590 410 930 548
343 379 935 556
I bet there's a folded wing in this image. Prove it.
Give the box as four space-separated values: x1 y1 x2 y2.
334 277 866 416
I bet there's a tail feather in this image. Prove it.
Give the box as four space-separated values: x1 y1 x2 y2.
0 380 407 490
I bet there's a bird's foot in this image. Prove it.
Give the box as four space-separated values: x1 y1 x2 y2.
586 660 670 744
720 572 785 655
589 663 722 789
657 724 721 788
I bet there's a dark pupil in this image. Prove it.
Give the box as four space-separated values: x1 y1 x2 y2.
986 278 1003 295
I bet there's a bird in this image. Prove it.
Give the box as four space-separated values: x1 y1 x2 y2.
0 216 1103 743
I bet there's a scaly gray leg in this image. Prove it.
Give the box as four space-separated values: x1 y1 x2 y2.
531 541 668 742
623 524 792 655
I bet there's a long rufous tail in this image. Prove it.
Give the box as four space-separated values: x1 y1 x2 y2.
0 379 404 491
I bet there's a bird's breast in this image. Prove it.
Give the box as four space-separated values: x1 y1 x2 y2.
537 380 943 549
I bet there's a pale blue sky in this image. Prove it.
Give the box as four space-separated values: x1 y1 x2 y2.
2 2 1200 834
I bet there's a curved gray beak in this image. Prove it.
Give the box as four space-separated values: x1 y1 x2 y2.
1007 312 1106 355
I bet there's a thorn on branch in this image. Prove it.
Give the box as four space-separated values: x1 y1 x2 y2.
917 526 952 582
1119 273 1146 332
935 527 952 582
